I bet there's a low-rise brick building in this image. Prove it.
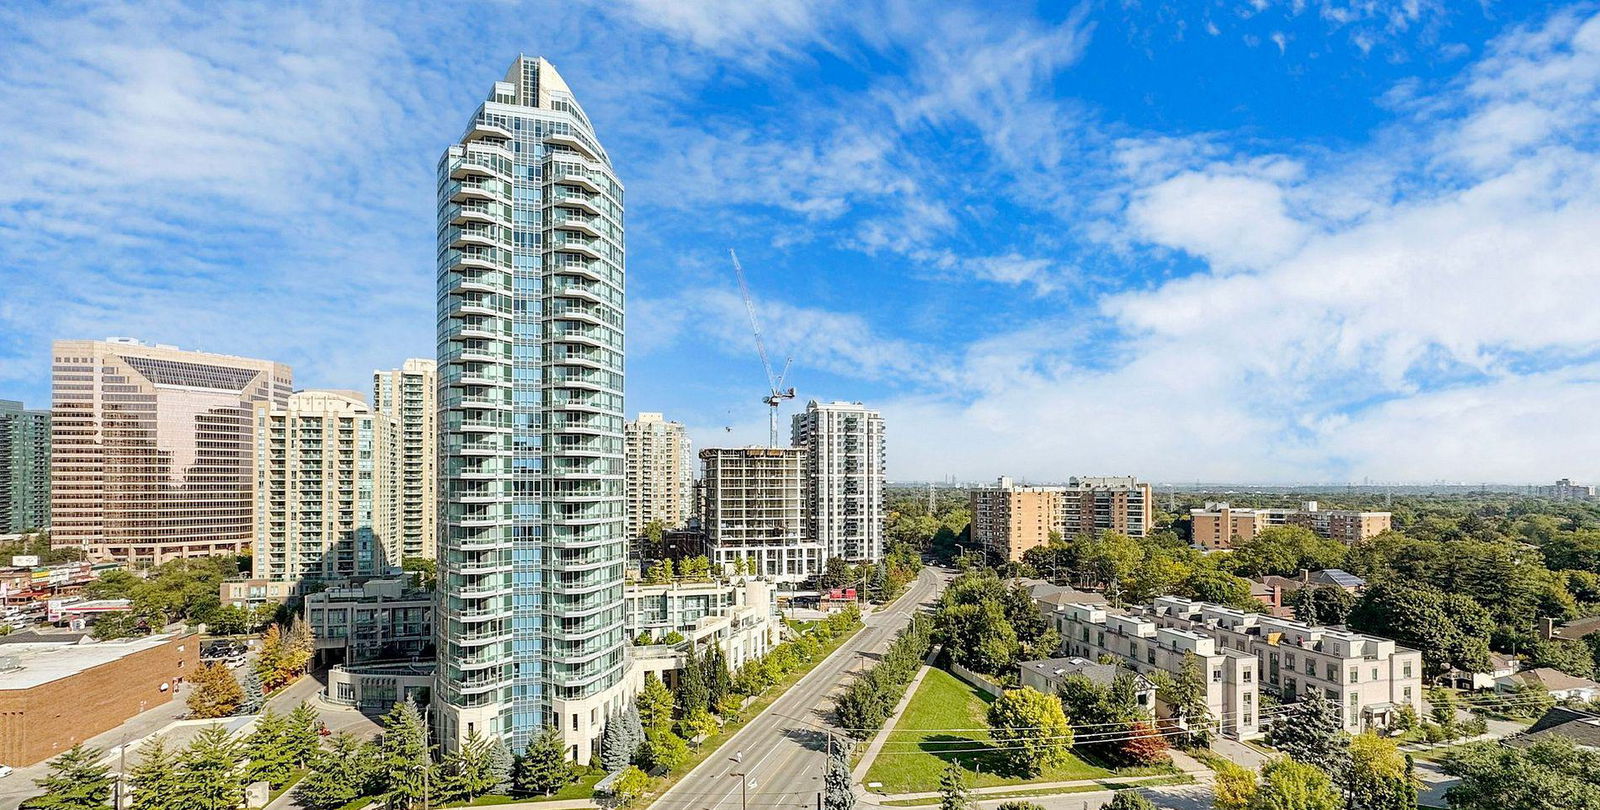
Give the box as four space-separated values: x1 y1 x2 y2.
0 632 198 766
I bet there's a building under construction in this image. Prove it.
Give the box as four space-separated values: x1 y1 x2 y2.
699 447 820 581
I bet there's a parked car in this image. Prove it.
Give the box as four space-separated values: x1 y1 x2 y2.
0 764 15 778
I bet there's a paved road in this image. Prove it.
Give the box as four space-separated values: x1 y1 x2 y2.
652 566 949 810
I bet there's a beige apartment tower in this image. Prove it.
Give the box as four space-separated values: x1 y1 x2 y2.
50 338 291 563
252 390 396 583
374 359 438 561
969 477 1062 562
700 447 817 581
624 412 692 559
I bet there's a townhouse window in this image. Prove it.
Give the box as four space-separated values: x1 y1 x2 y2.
1212 669 1222 682
1348 667 1358 684
1243 670 1252 683
1403 662 1413 679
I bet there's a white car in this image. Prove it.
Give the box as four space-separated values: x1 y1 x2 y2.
0 764 14 778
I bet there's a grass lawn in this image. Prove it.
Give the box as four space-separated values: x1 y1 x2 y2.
862 668 1112 794
438 769 607 806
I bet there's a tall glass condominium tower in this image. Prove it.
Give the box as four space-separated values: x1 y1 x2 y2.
435 57 627 759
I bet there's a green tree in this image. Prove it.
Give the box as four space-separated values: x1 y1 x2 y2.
1231 527 1348 578
512 726 576 796
401 556 437 590
985 688 1071 777
375 701 431 809
294 732 378 810
604 766 650 808
127 735 181 810
1162 650 1212 744
22 744 112 810
823 737 855 810
1442 738 1600 810
174 724 245 810
1290 585 1356 626
600 716 630 772
1267 693 1351 779
186 661 244 719
284 702 321 767
1344 732 1417 810
436 730 501 804
938 760 971 810
1213 759 1258 810
638 674 674 734
243 708 296 788
642 729 689 772
1349 581 1493 677
1106 791 1157 810
1249 758 1343 810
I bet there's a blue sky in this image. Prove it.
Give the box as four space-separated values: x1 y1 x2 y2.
3 1 1599 484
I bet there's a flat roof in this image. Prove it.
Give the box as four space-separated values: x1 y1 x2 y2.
0 633 185 690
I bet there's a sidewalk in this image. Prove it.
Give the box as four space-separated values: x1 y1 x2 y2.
873 771 1202 803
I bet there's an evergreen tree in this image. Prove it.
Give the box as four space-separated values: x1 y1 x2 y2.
294 732 375 810
1268 693 1353 780
22 744 112 810
237 667 265 715
128 735 181 810
175 724 245 810
600 718 630 772
639 674 674 734
186 661 245 719
375 701 431 809
243 708 296 788
622 702 646 765
937 760 971 810
437 730 500 804
823 737 855 810
284 702 322 768
513 726 575 797
487 737 515 794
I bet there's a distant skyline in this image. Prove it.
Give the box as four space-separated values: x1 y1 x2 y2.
3 2 1599 484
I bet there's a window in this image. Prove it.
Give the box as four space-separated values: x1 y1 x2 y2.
1349 667 1359 684
1243 670 1253 683
1403 662 1413 679
1212 669 1222 682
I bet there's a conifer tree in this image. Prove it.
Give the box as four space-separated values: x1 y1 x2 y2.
937 760 970 810
128 735 181 810
1267 693 1352 780
600 718 630 772
294 732 376 810
22 744 112 810
512 726 575 797
285 702 322 768
176 724 245 810
823 737 855 810
376 701 432 809
244 708 296 787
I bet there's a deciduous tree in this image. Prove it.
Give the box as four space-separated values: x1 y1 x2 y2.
985 687 1072 777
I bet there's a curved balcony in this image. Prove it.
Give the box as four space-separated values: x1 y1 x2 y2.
468 120 512 142
552 214 601 236
546 131 598 159
552 194 601 215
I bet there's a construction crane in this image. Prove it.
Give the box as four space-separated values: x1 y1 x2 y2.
728 249 795 447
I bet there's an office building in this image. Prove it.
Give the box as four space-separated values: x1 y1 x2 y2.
969 477 1063 562
1144 596 1424 733
0 632 198 766
252 390 395 584
700 447 816 580
50 338 291 563
0 400 51 533
374 359 439 562
1046 601 1262 739
434 57 628 761
791 401 885 564
1059 476 1153 539
624 412 692 559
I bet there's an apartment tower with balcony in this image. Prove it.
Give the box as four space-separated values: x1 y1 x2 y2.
49 338 291 563
434 57 628 761
623 412 692 561
374 359 439 561
252 390 395 584
791 400 885 564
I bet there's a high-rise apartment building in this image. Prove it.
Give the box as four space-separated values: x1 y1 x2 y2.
50 338 291 563
969 477 1062 562
1059 476 1153 539
791 401 885 564
0 400 51 533
252 390 395 583
1537 478 1595 500
374 359 438 561
624 413 692 559
700 447 816 581
434 57 627 760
